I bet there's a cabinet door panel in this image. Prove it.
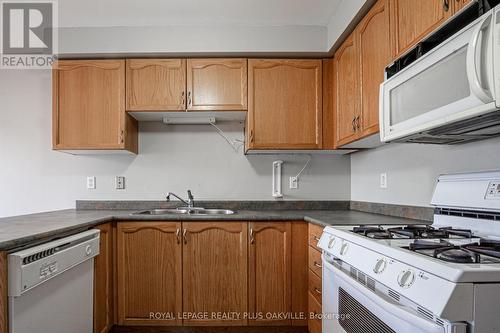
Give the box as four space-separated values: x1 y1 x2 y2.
94 223 114 333
126 59 186 111
392 0 452 57
335 34 360 147
248 222 292 326
117 222 182 326
54 60 126 149
247 59 322 150
187 59 247 110
358 0 392 137
182 222 248 326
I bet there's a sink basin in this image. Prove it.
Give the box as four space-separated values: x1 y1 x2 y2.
133 208 235 215
134 209 189 215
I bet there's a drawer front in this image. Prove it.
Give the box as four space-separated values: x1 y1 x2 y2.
308 292 322 333
308 269 322 305
308 223 324 251
308 247 322 277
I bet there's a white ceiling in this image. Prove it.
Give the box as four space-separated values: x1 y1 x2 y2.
58 0 342 28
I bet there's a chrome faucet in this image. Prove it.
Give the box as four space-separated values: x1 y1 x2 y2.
166 190 195 208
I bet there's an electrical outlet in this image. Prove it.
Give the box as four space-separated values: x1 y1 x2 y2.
115 176 125 190
290 176 298 189
86 176 96 189
380 173 388 189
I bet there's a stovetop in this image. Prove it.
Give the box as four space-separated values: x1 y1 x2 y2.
350 224 500 265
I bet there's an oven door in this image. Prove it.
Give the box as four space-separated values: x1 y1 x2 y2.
322 258 445 333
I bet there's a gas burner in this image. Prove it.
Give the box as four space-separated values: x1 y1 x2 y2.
352 226 393 239
405 238 500 264
388 225 449 239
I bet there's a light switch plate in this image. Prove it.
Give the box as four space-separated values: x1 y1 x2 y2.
380 173 387 189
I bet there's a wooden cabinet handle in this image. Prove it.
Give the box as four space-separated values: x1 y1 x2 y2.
356 116 361 130
119 130 124 143
313 236 321 242
352 118 356 132
443 0 450 11
181 91 185 106
187 91 192 107
250 228 255 244
313 261 322 268
314 288 322 295
176 228 181 244
183 229 188 244
249 130 255 143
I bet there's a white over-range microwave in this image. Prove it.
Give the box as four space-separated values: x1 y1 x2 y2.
380 4 500 144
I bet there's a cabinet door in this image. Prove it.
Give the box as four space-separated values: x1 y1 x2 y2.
126 59 186 111
187 59 247 111
117 222 182 326
454 0 471 12
357 0 393 138
248 222 292 326
53 60 137 151
391 0 452 57
335 34 360 147
182 222 248 326
94 223 114 333
247 59 322 150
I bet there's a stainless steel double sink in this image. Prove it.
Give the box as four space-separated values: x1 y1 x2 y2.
134 208 235 216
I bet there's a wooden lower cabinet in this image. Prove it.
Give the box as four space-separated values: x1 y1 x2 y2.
117 222 182 326
248 222 292 326
182 222 248 326
0 252 7 333
308 292 322 333
94 223 115 333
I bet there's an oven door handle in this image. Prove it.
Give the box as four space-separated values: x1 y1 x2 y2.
323 259 445 333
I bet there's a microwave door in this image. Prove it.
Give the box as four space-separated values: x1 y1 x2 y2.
380 12 496 143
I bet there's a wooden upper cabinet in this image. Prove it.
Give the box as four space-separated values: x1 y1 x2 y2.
182 222 248 326
126 59 186 111
187 59 248 111
246 59 323 151
94 223 114 333
357 0 393 138
53 60 137 152
248 222 292 326
454 0 472 12
335 34 360 147
391 0 453 57
117 222 182 326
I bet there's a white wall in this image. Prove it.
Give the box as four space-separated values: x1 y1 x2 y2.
350 138 500 207
0 70 351 218
326 0 369 51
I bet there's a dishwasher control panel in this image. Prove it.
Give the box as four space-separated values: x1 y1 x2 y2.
8 229 100 297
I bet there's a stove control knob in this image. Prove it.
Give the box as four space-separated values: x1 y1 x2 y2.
340 242 349 256
373 258 387 274
397 269 415 289
328 236 336 249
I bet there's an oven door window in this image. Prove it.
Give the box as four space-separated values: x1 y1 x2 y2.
322 259 446 333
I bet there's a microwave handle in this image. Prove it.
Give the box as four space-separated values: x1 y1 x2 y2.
466 12 493 103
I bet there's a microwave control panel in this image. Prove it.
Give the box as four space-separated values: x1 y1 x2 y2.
486 181 500 199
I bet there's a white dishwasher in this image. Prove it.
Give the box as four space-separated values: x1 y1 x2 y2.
8 229 100 333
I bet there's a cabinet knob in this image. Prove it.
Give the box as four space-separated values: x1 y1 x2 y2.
183 229 188 244
443 0 450 11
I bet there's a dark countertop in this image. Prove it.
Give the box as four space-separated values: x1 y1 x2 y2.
0 209 428 251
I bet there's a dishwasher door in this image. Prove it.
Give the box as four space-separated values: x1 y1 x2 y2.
8 229 100 333
9 260 93 333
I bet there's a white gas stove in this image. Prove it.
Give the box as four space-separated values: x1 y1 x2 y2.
319 170 500 333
